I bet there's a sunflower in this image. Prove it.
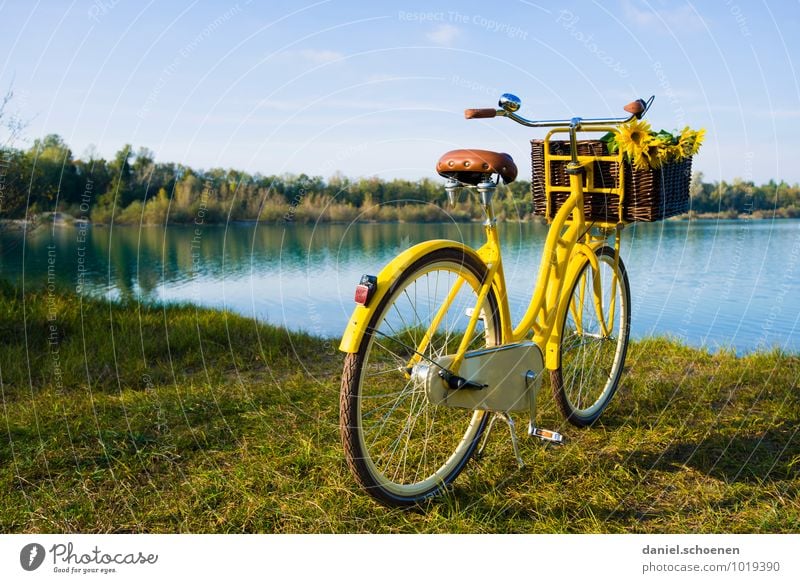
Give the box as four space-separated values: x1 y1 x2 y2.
631 150 649 171
677 127 692 155
665 144 684 163
634 137 669 170
630 134 652 170
611 121 704 170
689 128 706 155
615 119 653 159
678 127 706 157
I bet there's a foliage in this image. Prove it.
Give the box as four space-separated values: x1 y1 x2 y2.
0 134 797 224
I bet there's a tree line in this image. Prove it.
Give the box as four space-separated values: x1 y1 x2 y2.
0 134 798 225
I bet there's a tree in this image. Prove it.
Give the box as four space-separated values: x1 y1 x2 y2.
0 148 32 217
94 144 134 215
27 134 81 209
0 89 34 217
129 147 155 205
0 87 25 148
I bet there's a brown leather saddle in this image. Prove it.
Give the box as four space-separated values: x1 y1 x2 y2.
436 149 518 185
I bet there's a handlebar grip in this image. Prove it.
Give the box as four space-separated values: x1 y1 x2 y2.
624 99 647 118
464 108 497 119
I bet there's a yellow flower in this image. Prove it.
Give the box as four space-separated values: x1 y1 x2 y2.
632 150 650 171
616 119 653 159
636 137 668 170
677 127 691 155
689 128 705 155
617 122 704 170
678 126 706 157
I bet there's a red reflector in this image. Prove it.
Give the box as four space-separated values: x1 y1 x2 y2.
354 284 370 305
354 274 377 306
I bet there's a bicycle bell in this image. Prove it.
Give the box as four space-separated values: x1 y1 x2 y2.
499 93 521 113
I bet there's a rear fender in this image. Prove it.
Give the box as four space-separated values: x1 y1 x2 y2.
338 240 491 353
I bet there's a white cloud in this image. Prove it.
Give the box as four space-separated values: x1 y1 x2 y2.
298 49 344 64
623 0 705 32
427 24 460 46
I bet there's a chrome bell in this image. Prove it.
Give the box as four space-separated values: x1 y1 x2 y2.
499 93 521 113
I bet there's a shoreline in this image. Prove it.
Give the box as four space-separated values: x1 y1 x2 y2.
7 280 800 358
1 210 797 229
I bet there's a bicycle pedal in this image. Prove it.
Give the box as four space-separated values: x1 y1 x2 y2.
528 425 564 445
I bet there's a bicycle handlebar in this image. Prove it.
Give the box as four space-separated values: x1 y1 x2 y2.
464 94 655 129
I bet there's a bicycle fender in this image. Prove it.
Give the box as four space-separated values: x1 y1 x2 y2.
338 240 486 353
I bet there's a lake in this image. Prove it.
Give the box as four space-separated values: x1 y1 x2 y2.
2 218 798 353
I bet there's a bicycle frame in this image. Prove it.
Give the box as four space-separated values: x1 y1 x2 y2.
409 125 626 374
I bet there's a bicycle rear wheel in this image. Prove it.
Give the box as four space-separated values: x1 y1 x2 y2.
551 246 630 427
340 248 502 506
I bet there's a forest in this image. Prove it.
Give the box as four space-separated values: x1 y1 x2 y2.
1 134 798 225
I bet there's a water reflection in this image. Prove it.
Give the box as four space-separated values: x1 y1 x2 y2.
1 219 797 353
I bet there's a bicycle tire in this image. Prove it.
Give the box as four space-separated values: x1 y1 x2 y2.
551 246 631 427
340 247 502 506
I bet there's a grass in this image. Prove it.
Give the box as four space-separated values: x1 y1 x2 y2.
0 283 798 533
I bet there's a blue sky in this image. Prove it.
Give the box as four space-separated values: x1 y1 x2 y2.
1 0 799 183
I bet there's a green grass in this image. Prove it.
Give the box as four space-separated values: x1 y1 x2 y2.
0 283 798 533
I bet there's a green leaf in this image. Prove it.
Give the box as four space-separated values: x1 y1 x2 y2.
655 129 677 145
600 131 619 154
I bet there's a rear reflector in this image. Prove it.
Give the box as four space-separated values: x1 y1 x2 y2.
354 274 377 306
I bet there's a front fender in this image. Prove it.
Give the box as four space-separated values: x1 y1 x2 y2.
338 240 487 353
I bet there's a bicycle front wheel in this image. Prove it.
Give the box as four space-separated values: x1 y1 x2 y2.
551 246 631 427
340 248 502 506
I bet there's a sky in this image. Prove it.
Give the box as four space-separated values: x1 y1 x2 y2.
1 0 799 184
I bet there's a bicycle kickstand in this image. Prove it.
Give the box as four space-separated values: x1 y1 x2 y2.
477 411 524 468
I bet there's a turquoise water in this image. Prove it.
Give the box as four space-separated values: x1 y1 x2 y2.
2 218 798 353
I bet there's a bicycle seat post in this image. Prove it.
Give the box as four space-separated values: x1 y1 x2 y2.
444 178 461 206
476 177 497 227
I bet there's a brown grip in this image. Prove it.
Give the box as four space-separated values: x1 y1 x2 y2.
464 108 497 119
624 99 646 116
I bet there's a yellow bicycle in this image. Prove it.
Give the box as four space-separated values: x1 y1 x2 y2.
339 93 655 506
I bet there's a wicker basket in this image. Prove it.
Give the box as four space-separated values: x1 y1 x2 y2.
531 139 692 222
